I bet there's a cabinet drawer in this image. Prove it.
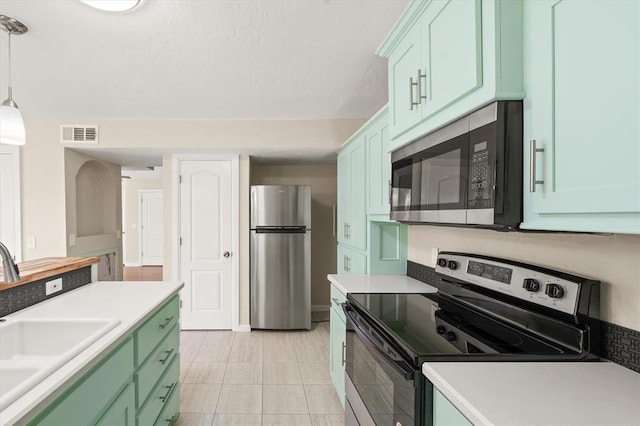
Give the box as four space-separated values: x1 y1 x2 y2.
137 323 179 407
96 382 136 426
330 285 347 323
137 355 180 426
137 296 179 365
154 377 180 426
33 338 135 425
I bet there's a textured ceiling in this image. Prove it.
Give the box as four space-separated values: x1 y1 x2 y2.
0 0 408 120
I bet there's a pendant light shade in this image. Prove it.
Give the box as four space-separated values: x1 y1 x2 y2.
81 1 140 12
0 15 28 146
1 97 25 146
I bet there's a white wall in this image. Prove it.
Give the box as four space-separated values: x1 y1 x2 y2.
21 117 364 261
408 226 640 330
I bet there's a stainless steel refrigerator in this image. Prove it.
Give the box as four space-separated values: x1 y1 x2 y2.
250 185 311 330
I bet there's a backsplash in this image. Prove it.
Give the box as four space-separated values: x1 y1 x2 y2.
0 266 92 317
408 261 640 373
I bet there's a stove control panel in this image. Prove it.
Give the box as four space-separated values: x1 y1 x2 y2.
435 253 581 315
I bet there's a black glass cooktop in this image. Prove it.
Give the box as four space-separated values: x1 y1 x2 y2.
347 293 572 364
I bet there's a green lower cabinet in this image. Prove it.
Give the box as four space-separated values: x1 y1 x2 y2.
329 298 346 407
97 383 136 426
337 244 367 274
27 296 180 426
433 389 471 426
30 338 135 425
137 355 180 426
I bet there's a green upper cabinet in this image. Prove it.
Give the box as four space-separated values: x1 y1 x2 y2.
337 135 367 251
521 0 640 234
379 0 524 152
366 108 392 216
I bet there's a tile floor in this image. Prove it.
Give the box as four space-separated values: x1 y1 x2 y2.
177 321 344 426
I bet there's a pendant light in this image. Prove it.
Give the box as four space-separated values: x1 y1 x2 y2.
0 15 28 146
81 1 141 12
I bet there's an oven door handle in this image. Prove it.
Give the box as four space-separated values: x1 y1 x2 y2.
343 304 415 380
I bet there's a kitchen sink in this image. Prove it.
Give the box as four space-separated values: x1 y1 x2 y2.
0 318 120 410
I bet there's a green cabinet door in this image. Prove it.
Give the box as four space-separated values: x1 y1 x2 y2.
97 383 136 426
329 303 346 407
337 152 350 245
337 244 367 275
348 137 367 250
522 0 640 233
367 108 392 216
422 0 483 116
433 389 471 426
388 24 424 138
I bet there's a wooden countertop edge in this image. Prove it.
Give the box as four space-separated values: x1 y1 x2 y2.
0 257 100 291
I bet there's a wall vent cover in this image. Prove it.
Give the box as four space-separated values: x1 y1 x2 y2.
60 125 99 144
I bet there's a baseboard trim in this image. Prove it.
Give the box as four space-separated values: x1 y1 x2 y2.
235 324 251 332
123 262 142 267
312 304 330 312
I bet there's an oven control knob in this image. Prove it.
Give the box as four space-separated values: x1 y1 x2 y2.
523 278 540 292
437 258 448 267
545 283 565 299
447 260 458 270
436 325 446 335
445 331 457 342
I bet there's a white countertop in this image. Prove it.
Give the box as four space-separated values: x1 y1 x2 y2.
327 274 437 295
0 280 183 426
423 361 640 426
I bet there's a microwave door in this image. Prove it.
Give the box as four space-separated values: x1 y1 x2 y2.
416 133 469 224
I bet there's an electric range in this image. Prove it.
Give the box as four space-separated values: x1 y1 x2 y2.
343 252 601 426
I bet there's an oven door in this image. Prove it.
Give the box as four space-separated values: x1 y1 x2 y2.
344 304 429 426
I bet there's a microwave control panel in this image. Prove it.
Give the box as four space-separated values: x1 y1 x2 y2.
469 141 491 204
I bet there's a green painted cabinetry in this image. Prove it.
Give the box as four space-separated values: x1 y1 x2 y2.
336 105 407 276
521 0 640 234
433 388 471 426
29 296 180 426
329 285 346 407
379 0 524 152
337 135 367 251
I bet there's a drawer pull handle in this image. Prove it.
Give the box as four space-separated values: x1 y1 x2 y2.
159 316 174 330
331 297 340 305
529 139 545 192
159 382 176 403
160 348 175 365
341 341 346 366
164 413 178 423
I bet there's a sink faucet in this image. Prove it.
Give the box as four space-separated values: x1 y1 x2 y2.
0 241 21 283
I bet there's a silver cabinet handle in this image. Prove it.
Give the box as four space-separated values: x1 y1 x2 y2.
341 341 346 366
159 382 177 403
388 179 392 205
343 255 348 272
159 348 175 365
417 69 427 103
529 139 545 192
409 77 419 110
346 223 349 239
159 316 174 330
346 256 351 273
331 297 340 305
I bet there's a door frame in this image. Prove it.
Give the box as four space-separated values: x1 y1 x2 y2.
139 189 163 266
170 154 241 331
0 145 22 262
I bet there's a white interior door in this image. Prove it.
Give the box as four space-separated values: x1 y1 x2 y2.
141 190 163 266
0 145 21 262
180 160 233 329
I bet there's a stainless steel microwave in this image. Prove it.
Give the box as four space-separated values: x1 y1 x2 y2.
390 101 523 230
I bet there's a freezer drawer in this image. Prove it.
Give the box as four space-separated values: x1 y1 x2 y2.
250 230 311 330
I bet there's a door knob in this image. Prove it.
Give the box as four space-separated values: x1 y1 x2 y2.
223 251 231 258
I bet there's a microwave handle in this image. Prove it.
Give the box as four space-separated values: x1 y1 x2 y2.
388 180 392 205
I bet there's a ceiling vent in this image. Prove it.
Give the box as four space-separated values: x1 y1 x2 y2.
60 125 99 144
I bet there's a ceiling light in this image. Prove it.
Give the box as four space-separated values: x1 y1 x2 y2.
81 0 141 12
0 15 28 146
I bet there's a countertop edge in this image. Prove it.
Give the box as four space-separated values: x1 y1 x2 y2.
0 280 184 426
422 363 490 426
